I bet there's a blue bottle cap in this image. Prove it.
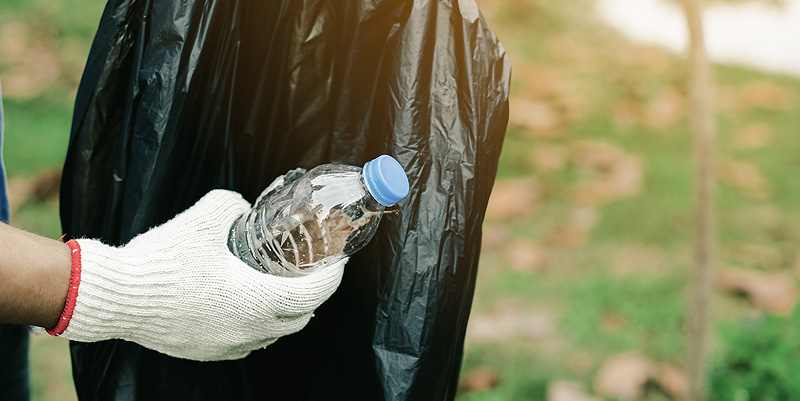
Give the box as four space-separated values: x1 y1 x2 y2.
363 155 410 206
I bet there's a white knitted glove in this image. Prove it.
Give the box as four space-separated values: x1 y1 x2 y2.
47 190 346 361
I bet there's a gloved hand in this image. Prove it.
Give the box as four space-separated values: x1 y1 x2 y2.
47 190 345 361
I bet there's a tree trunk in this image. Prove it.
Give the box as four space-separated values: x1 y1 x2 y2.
681 0 716 400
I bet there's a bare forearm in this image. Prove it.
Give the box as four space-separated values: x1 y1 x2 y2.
0 222 71 328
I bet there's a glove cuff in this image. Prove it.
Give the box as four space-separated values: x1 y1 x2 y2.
52 238 183 343
46 239 83 336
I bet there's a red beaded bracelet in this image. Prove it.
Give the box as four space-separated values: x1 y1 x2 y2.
46 239 82 336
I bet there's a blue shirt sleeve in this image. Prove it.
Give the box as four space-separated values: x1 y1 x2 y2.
0 80 9 224
0 81 31 401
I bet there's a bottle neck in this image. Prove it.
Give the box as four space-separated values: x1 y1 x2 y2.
360 172 387 210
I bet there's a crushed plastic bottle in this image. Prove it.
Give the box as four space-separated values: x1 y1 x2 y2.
228 155 410 277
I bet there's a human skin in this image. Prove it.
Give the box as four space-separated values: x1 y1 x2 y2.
0 222 71 329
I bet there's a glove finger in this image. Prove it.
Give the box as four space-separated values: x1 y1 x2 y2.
212 338 277 362
237 257 346 318
264 312 314 338
270 258 346 313
191 189 251 223
127 189 251 248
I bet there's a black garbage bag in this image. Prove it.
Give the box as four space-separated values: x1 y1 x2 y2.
60 0 510 399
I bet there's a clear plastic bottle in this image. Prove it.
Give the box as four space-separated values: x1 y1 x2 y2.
228 155 410 277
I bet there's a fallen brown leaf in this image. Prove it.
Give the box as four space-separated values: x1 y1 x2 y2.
515 61 591 122
633 45 672 75
613 100 640 127
481 225 509 251
594 352 655 401
572 140 626 170
548 207 597 248
645 88 685 129
5 178 34 214
730 243 783 270
612 246 667 276
717 159 770 200
530 143 568 172
594 353 688 401
510 98 565 137
793 254 800 276
654 364 688 401
558 89 592 123
717 81 793 112
548 34 594 67
732 123 773 151
0 23 63 98
717 268 798 315
548 225 587 248
31 168 62 202
458 366 502 394
601 312 625 331
485 179 539 221
5 168 63 214
515 62 570 102
571 141 643 205
505 241 547 273
739 81 793 110
548 381 602 401
466 308 556 343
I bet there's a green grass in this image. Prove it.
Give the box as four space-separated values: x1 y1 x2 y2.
458 0 800 399
495 127 537 180
28 334 76 401
12 199 63 239
3 97 73 178
561 271 688 362
0 0 102 178
460 344 553 401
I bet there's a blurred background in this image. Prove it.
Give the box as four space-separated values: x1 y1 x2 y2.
1 0 799 400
